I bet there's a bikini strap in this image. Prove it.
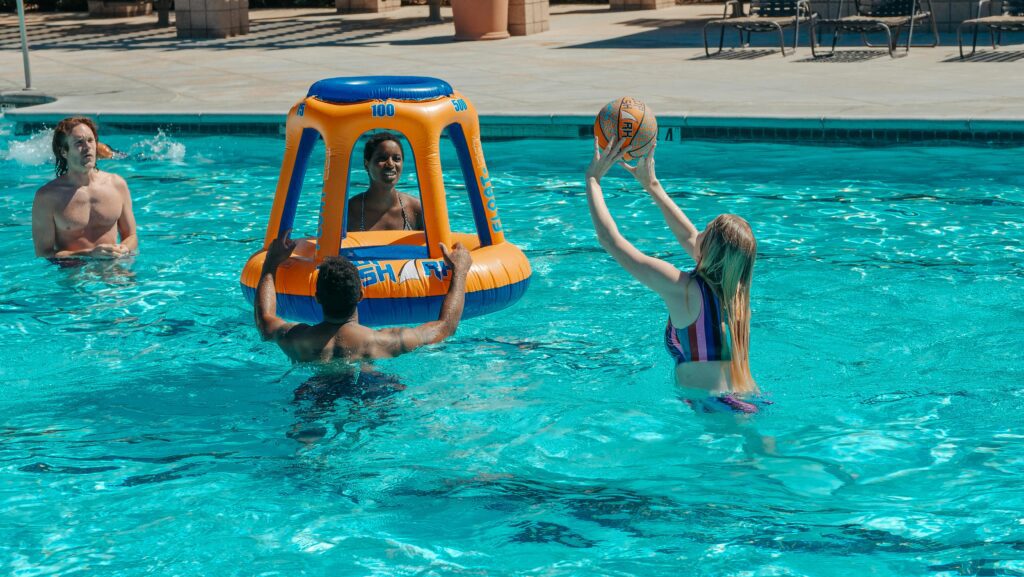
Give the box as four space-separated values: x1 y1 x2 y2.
397 192 410 231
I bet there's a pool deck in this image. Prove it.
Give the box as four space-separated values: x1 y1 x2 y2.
1 3 1023 128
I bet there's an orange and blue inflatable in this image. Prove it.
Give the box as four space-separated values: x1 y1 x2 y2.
240 76 531 326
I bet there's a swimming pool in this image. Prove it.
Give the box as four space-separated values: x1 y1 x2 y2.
2 117 1023 576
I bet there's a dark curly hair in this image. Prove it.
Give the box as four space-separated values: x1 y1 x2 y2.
363 131 403 163
52 117 99 177
316 256 363 320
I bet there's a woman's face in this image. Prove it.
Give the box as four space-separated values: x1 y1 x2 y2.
365 140 403 186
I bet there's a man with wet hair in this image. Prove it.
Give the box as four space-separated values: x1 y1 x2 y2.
255 230 473 362
32 117 138 260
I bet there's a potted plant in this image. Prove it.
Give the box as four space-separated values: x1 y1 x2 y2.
451 0 510 40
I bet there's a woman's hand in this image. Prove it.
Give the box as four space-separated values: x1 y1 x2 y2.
585 137 627 184
621 145 659 192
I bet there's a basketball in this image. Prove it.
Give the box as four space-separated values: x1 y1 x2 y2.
594 97 658 161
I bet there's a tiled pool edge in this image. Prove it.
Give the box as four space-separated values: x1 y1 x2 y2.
7 111 1024 145
487 115 1024 145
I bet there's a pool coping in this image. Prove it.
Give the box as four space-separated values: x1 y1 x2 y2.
7 111 1024 145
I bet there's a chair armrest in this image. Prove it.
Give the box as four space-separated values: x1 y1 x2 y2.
722 0 740 17
796 0 813 16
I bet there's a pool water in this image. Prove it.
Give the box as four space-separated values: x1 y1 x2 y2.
2 118 1023 576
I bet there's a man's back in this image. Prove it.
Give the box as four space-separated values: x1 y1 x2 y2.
255 232 473 365
274 322 347 363
271 322 424 363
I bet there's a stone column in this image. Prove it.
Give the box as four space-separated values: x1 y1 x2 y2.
234 0 250 35
243 0 252 34
336 0 400 13
509 0 549 35
609 0 673 9
176 0 249 38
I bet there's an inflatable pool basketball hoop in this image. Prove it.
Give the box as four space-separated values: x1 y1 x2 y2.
240 76 531 326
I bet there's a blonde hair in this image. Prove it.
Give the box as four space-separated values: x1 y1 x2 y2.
696 214 758 394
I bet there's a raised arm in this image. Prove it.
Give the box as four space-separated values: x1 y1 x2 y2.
586 139 687 300
255 232 301 348
365 242 471 358
622 149 701 262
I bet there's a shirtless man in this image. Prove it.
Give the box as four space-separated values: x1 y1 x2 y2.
255 231 472 363
32 117 138 260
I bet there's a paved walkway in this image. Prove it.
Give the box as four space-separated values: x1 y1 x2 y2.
1 3 1023 122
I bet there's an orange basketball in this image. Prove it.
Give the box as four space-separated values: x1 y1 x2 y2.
594 96 658 161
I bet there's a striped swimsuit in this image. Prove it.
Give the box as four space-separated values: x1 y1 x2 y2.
664 274 731 364
666 277 771 415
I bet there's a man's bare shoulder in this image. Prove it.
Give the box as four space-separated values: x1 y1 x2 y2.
95 170 129 192
34 176 70 200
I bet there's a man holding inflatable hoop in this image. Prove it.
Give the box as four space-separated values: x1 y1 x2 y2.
255 231 473 363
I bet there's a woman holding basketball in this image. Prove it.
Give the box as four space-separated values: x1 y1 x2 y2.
585 138 764 414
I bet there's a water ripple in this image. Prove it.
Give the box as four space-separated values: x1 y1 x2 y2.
1 126 1022 576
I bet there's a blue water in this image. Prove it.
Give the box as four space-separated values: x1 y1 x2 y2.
2 117 1023 576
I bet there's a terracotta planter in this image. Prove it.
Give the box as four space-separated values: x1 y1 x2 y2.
451 0 510 41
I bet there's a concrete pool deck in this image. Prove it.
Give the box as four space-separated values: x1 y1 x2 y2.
1 3 1022 130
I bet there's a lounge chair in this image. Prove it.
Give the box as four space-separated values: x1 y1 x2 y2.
957 0 1024 58
811 0 940 58
703 0 817 57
